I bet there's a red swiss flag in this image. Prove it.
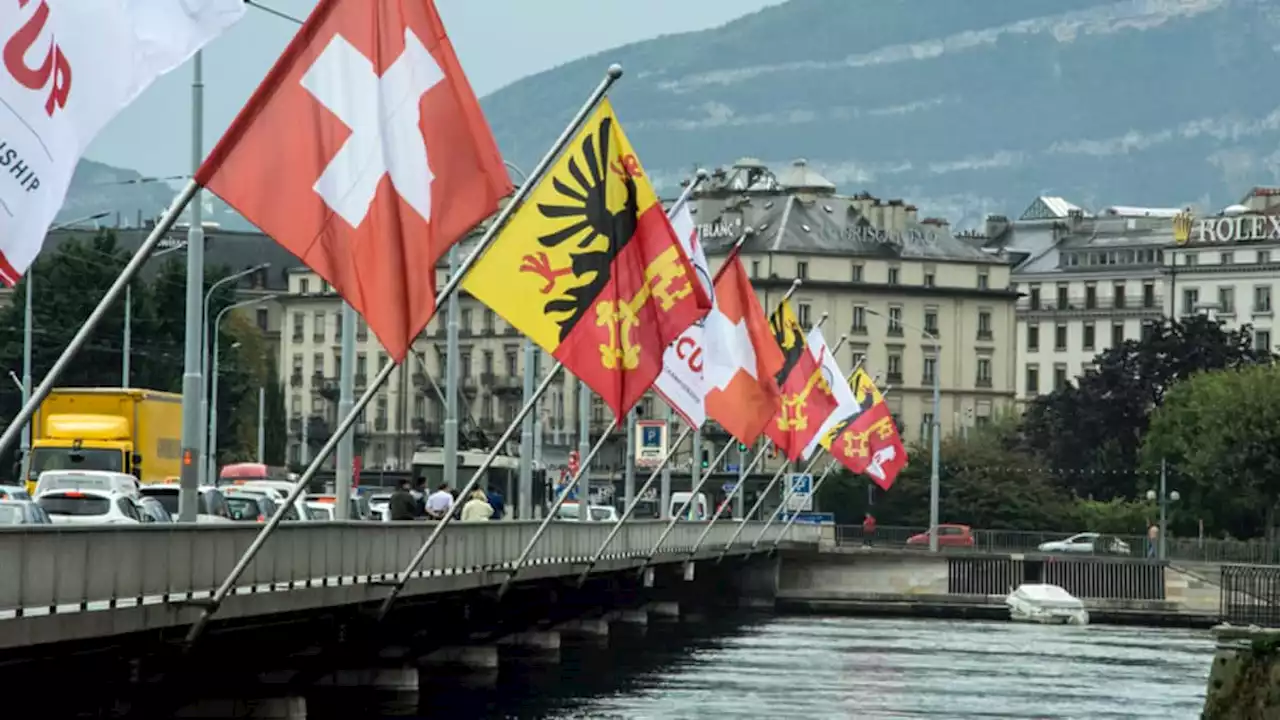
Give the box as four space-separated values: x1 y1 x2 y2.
196 0 512 361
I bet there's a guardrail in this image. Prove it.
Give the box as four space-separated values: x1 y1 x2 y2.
0 521 811 618
837 524 1280 564
1220 564 1280 625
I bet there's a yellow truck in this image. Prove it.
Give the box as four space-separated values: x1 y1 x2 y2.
26 388 184 493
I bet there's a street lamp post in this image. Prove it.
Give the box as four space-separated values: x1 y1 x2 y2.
1147 458 1180 561
123 242 188 388
199 263 271 484
866 308 941 552
505 160 537 520
207 295 279 483
19 211 111 484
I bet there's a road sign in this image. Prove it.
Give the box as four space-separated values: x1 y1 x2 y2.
722 482 737 493
725 464 739 473
635 419 667 468
784 473 813 511
782 511 834 525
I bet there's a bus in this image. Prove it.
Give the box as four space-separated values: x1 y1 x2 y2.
409 447 545 518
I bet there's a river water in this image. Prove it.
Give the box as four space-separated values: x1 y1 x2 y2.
313 615 1213 720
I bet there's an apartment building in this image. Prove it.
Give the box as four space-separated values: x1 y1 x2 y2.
981 197 1174 401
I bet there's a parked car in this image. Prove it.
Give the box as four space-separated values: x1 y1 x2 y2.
1038 532 1131 556
906 524 975 548
0 499 52 524
305 493 371 520
136 496 173 523
556 502 619 522
304 501 334 521
0 485 31 501
223 492 278 522
37 489 145 525
138 485 234 523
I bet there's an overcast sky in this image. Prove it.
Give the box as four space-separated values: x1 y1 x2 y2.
87 0 783 178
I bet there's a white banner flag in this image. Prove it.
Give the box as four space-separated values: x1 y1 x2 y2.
0 0 246 284
801 326 861 460
653 196 713 425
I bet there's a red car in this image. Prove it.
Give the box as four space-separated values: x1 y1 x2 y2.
907 524 974 548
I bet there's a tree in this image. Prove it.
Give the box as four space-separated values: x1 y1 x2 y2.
1140 363 1280 539
1020 314 1270 500
262 353 288 466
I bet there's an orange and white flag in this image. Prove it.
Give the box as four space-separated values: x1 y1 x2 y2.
704 256 783 445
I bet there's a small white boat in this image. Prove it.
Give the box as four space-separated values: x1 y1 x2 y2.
1005 583 1090 625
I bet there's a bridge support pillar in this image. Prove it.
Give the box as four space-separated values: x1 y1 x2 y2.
315 667 418 692
646 601 681 620
499 630 561 651
556 617 609 639
173 697 305 719
607 608 648 626
420 645 499 671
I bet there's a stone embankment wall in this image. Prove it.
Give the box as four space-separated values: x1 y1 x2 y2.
1203 625 1280 719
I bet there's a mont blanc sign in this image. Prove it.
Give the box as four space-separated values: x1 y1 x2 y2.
1174 211 1280 246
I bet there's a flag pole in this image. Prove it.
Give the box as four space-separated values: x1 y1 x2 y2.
183 65 626 645
0 180 201 459
497 410 617 598
680 312 831 561
635 279 804 569
754 383 890 551
714 333 849 561
573 226 753 585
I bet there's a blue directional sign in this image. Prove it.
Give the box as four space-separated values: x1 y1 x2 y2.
722 482 738 493
725 464 739 473
789 474 813 494
785 473 814 511
782 511 834 525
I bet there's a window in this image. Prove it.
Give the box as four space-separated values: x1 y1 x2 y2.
1085 283 1097 309
1025 365 1039 395
482 349 494 375
312 352 324 377
886 352 902 382
1083 322 1095 350
355 353 367 381
1056 284 1068 309
1260 250 1272 265
459 350 471 377
752 260 761 278
977 311 992 340
1185 253 1198 266
505 348 518 376
796 261 808 280
850 348 866 368
1142 282 1155 309
414 395 425 421
1027 324 1039 352
256 308 269 332
357 318 368 341
291 354 303 375
1256 285 1273 313
290 394 302 414
378 352 388 370
1053 363 1068 390
851 263 863 282
1029 284 1041 309
976 358 992 387
1219 286 1236 315
1141 321 1155 342
887 266 901 285
798 303 812 329
852 305 867 333
312 311 325 342
887 306 903 335
922 356 937 384
1182 288 1199 315
920 413 934 442
291 312 304 341
923 307 939 335
299 277 310 294
334 311 342 342
333 350 342 379
1257 330 1272 353
1112 323 1125 348
923 271 935 287
977 271 989 290
460 308 472 334
1113 282 1126 309
1221 251 1234 265
1054 324 1067 351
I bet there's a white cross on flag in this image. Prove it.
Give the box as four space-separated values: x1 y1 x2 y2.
653 196 713 425
196 0 512 361
0 0 246 285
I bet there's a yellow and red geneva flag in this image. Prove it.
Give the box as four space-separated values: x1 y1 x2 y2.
462 99 711 417
764 301 840 461
825 368 908 490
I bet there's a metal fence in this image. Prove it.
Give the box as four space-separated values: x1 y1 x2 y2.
0 521 812 616
838 524 1280 564
1220 564 1280 626
946 556 1165 600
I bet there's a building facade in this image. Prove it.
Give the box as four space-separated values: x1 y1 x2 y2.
277 158 1021 472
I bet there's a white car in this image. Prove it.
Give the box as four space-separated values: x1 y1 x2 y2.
232 482 311 521
555 502 618 522
1038 532 1131 556
224 487 305 522
34 470 140 499
138 485 235 523
305 501 336 521
37 488 145 525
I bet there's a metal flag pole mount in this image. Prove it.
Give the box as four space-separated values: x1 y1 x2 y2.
576 423 693 586
681 311 831 562
635 279 805 570
496 411 618 599
715 333 848 562
0 181 201 459
184 64 625 646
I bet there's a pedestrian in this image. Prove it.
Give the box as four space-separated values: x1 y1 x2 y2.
413 477 427 518
388 479 417 521
486 485 505 520
461 488 494 522
425 482 454 520
862 512 877 546
1146 522 1159 558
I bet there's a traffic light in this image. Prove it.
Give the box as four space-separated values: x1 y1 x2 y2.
700 449 711 470
737 442 748 453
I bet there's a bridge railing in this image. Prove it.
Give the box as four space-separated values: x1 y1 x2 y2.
836 524 1279 563
0 521 812 616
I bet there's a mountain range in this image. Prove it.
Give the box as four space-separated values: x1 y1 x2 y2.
66 0 1280 232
